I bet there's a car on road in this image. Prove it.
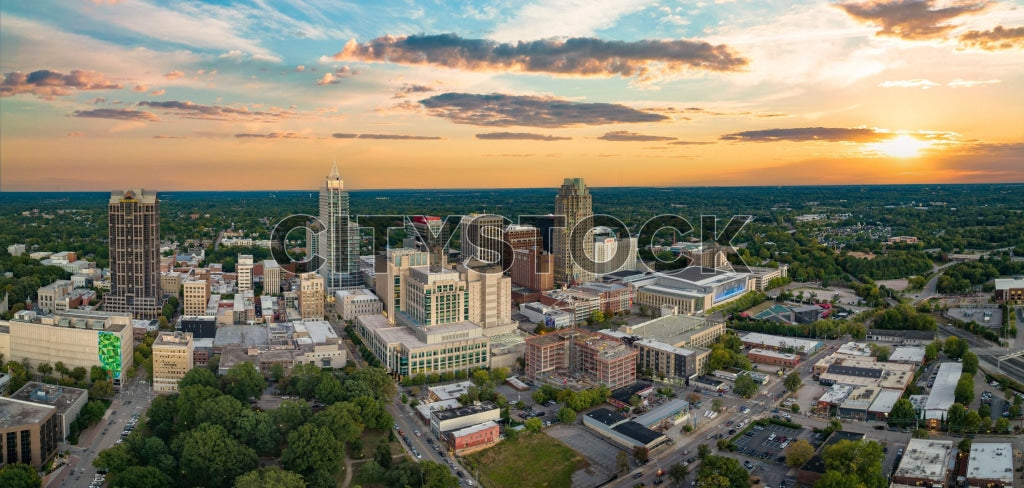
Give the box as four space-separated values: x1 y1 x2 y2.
633 472 644 479
744 461 754 469
415 430 422 436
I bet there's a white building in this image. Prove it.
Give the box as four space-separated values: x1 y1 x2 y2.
965 443 1013 488
334 288 383 321
924 362 962 426
237 254 254 292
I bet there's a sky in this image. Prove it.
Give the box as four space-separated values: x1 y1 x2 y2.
1 0 1023 191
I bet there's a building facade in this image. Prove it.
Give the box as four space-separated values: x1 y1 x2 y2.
375 249 430 324
37 280 74 314
462 265 517 336
524 329 636 390
553 178 594 286
0 398 61 469
315 162 361 291
334 288 384 321
298 272 325 320
460 214 506 266
182 279 210 316
510 247 554 292
237 254 254 292
409 216 452 268
262 260 281 295
152 332 194 394
353 315 489 379
106 188 162 320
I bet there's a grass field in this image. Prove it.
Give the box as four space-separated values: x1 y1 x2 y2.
465 434 587 488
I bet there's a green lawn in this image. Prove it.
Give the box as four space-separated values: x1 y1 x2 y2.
465 434 587 488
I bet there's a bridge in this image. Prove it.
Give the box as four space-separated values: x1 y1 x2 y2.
997 348 1024 361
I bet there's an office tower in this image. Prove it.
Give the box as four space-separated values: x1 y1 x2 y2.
237 254 254 292
461 264 518 336
263 260 281 295
317 161 360 291
409 215 451 267
182 279 210 316
459 214 506 267
503 225 544 271
152 331 194 394
592 227 639 275
510 247 554 292
106 188 162 319
375 249 430 323
298 272 325 320
404 266 468 326
553 178 594 286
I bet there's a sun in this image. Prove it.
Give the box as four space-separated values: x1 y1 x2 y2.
868 134 931 158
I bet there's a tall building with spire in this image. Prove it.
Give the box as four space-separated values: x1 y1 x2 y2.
553 178 594 286
316 161 361 291
106 188 162 319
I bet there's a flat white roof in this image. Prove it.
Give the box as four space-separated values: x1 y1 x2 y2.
868 389 903 414
428 381 474 402
748 348 798 361
836 342 873 357
448 420 499 437
966 443 1013 483
415 399 461 419
924 362 962 420
740 332 821 353
895 439 953 482
889 346 926 363
994 278 1024 290
819 384 853 404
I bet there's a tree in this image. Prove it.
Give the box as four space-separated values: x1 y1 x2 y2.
589 310 605 324
924 341 940 362
223 362 267 403
232 409 281 456
93 444 138 477
312 402 363 445
785 439 815 467
179 367 219 390
964 411 981 433
889 399 918 428
822 439 886 488
712 398 723 413
616 451 630 473
282 424 344 475
0 463 42 488
179 423 258 488
158 316 169 330
943 337 968 360
955 375 974 405
669 462 689 485
37 362 53 377
91 365 109 383
269 363 286 383
70 366 87 382
113 466 174 488
313 374 344 405
90 380 114 399
784 372 802 393
374 438 392 470
697 455 748 488
994 417 1010 433
195 395 245 431
791 404 800 413
524 417 543 433
733 374 758 399
233 467 307 488
686 393 700 404
815 470 863 488
558 406 577 424
176 385 223 429
632 445 649 464
697 443 711 460
269 399 313 435
961 351 979 375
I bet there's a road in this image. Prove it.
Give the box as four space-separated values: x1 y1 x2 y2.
938 323 1024 383
56 374 156 488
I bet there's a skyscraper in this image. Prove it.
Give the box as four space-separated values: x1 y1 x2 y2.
316 161 360 291
106 188 162 319
408 215 451 267
553 178 594 286
459 214 505 267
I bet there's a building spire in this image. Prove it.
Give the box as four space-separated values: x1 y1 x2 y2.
329 154 340 179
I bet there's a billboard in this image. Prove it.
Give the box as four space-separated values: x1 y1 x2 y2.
98 331 123 379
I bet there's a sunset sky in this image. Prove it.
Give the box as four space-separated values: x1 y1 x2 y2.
2 0 1022 191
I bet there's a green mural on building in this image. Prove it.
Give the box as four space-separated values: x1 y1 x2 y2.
98 331 123 379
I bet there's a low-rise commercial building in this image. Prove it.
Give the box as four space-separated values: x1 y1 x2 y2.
152 332 194 394
9 382 88 442
427 381 475 403
865 328 935 346
37 280 74 314
0 397 61 469
622 314 726 349
747 348 800 368
866 388 904 421
924 362 962 427
429 402 500 437
888 346 926 365
334 288 383 321
582 408 668 451
994 278 1024 304
965 443 1013 488
740 332 822 356
892 439 954 488
441 420 500 455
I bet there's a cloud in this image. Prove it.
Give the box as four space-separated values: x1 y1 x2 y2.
234 132 307 139
150 89 166 96
0 69 122 99
72 108 159 122
959 25 1024 50
67 131 86 137
668 140 716 145
330 133 442 140
316 66 356 85
879 79 941 88
837 0 988 40
475 132 571 141
597 130 677 141
153 135 184 139
946 78 1001 87
720 127 891 142
133 84 148 92
419 93 669 128
394 83 438 98
138 100 294 121
334 33 747 83
164 70 185 80
295 65 305 72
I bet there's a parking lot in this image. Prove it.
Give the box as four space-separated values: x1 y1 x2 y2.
545 424 619 485
732 423 807 464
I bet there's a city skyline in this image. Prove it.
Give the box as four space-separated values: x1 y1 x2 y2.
1 0 1023 191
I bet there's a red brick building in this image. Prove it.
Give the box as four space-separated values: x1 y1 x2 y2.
525 329 637 390
442 420 500 455
510 247 554 292
747 348 800 368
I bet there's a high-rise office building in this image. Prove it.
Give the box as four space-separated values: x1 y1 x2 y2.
409 216 451 267
459 214 505 267
298 272 325 320
237 254 254 292
315 162 360 291
182 279 210 316
106 189 162 319
375 249 430 324
553 178 594 286
263 260 281 295
461 265 518 336
503 225 544 271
